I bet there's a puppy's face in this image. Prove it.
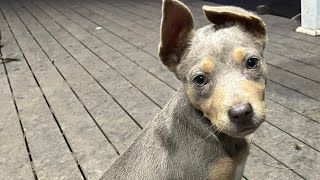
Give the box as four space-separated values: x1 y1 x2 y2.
159 1 267 137
181 26 267 137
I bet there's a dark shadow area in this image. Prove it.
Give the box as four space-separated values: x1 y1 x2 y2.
206 0 300 18
0 57 21 64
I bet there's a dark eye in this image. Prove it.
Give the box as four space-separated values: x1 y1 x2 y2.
193 75 208 87
246 58 259 69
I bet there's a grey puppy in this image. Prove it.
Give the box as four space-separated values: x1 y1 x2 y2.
101 0 267 179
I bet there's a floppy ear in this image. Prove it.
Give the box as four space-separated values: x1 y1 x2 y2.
202 6 266 37
159 0 194 72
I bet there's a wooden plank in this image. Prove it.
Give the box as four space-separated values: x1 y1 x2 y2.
82 0 158 40
268 65 320 101
70 1 155 49
266 24 320 46
265 51 320 84
108 0 159 21
0 42 34 180
5 1 118 179
253 123 320 179
260 13 300 29
16 0 142 154
59 0 180 91
266 42 320 68
77 0 160 56
97 0 153 23
0 2 83 179
244 145 302 180
109 0 198 29
69 3 155 51
66 6 179 90
30 0 160 127
266 99 320 151
267 81 320 122
38 0 178 107
102 0 160 31
130 0 161 13
268 33 320 56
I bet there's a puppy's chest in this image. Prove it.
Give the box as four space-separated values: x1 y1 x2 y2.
208 139 249 180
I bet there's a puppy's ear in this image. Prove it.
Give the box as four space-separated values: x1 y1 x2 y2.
159 0 194 72
202 6 266 37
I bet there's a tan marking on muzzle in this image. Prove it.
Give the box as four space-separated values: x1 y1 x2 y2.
239 80 265 116
186 85 225 126
232 47 246 63
200 57 215 74
199 86 226 129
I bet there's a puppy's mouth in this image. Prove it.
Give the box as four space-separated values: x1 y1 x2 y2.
203 114 265 138
236 125 259 136
231 116 265 137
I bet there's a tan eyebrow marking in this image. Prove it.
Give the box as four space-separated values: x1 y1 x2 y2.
200 57 215 74
232 47 246 63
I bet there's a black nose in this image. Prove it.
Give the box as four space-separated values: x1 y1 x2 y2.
228 103 253 125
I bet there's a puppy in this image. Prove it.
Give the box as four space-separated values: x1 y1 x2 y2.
101 0 267 179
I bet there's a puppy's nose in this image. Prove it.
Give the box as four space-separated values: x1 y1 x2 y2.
228 103 253 125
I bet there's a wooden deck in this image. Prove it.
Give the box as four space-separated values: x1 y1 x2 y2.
0 0 319 179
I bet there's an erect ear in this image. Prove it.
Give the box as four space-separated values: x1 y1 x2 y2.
159 0 194 72
202 6 266 37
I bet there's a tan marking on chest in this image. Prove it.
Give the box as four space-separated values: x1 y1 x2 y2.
232 47 246 63
209 157 236 180
200 57 215 74
209 137 249 180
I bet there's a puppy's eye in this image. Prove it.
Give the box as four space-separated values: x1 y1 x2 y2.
193 75 208 87
246 58 259 69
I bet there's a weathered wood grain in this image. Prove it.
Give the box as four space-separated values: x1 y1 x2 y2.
17 0 142 155
0 1 84 179
244 145 302 180
6 1 119 179
0 34 34 180
32 0 162 127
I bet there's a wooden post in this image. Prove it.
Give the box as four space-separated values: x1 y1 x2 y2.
296 0 320 36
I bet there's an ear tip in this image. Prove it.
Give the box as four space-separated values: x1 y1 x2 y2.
162 0 173 7
163 0 180 5
163 0 192 10
202 5 212 15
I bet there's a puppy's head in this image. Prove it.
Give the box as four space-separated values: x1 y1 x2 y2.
159 0 267 137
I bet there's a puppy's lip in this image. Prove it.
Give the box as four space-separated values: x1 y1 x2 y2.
233 127 256 137
239 126 257 134
236 120 264 136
